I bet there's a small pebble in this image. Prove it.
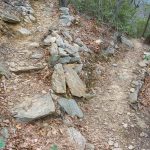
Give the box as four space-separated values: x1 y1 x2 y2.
128 145 134 150
114 142 119 148
140 132 148 137
42 90 47 94
108 140 114 146
112 64 118 67
130 88 135 93
122 123 128 128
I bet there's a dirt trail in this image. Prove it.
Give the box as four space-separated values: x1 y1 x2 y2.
0 0 150 150
84 40 150 149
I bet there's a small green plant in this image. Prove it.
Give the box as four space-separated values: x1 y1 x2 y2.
70 0 150 38
0 137 5 149
144 55 150 61
50 144 58 150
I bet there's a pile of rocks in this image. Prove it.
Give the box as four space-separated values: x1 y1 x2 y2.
59 7 75 26
12 29 92 122
45 29 91 97
0 0 35 24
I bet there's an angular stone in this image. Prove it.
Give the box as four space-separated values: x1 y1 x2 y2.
79 45 91 53
104 46 116 55
68 127 86 150
121 36 134 48
48 55 60 67
58 56 71 64
1 12 20 24
17 28 31 36
70 56 81 64
75 38 84 47
29 15 36 22
65 44 79 55
60 15 74 21
129 81 143 104
57 56 81 65
74 38 91 53
52 64 66 94
9 65 45 73
64 66 86 97
12 93 55 122
60 7 69 12
0 64 11 79
138 60 148 67
49 43 58 55
58 98 83 118
56 37 65 48
44 35 56 45
58 47 68 56
62 31 73 41
60 7 70 15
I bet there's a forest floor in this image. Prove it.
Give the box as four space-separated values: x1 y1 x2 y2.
0 0 150 150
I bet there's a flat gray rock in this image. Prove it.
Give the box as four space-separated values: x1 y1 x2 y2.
52 64 66 94
75 38 91 53
12 93 55 122
62 31 73 41
1 12 20 23
121 36 134 48
74 38 84 47
49 55 60 67
9 65 45 73
129 81 143 104
58 98 83 118
56 37 65 48
64 65 86 97
60 7 69 15
17 27 31 36
0 64 11 79
103 46 116 55
138 60 148 67
58 56 71 64
58 47 69 56
59 15 75 27
68 127 86 150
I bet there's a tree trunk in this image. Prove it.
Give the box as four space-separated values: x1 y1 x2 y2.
142 13 150 37
59 0 67 7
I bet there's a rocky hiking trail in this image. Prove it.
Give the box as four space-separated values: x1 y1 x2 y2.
0 0 150 150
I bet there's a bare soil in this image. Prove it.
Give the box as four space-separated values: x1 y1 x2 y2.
0 0 150 150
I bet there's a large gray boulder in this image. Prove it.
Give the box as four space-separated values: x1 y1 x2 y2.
12 93 55 122
52 64 66 94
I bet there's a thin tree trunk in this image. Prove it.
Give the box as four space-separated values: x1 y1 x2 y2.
142 13 150 37
59 0 67 7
